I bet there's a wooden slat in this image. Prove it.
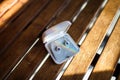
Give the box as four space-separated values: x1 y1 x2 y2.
118 74 120 80
0 0 18 17
89 18 120 80
7 38 47 80
6 0 87 79
0 0 50 79
61 0 120 80
33 0 105 80
0 0 69 79
0 0 49 54
50 0 86 25
0 0 33 32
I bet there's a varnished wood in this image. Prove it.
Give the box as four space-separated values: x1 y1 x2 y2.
0 0 69 79
51 0 87 24
33 0 105 80
0 0 18 17
6 0 86 79
0 0 49 54
0 0 50 79
6 0 88 78
118 74 120 80
0 0 33 31
89 18 120 80
61 0 120 79
0 0 119 80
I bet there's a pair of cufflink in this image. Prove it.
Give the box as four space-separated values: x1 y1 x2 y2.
42 21 79 64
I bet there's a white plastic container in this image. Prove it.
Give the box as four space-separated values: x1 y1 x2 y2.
42 21 79 64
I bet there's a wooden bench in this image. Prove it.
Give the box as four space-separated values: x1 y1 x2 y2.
0 0 120 80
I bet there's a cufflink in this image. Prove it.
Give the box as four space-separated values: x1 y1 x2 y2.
42 21 79 64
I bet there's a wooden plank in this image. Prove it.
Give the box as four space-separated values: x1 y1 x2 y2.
61 0 120 80
0 0 18 17
6 0 87 79
0 0 50 79
0 0 49 54
89 18 120 80
118 74 120 80
0 0 69 79
51 0 87 24
33 0 105 80
6 38 47 80
0 0 34 32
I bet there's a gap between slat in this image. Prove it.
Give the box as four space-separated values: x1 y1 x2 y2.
111 58 120 80
57 0 108 80
3 0 72 79
29 0 89 79
61 0 120 77
29 0 106 79
83 8 120 80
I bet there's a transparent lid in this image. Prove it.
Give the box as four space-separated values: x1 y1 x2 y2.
42 21 71 43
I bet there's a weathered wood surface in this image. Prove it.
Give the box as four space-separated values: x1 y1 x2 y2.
0 0 119 80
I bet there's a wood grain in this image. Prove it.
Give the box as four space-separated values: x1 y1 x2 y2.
89 18 120 80
0 0 33 32
33 0 105 80
118 74 120 80
0 0 119 80
0 0 18 17
51 0 87 24
6 0 86 79
0 0 50 79
0 0 49 54
0 0 69 79
61 0 120 80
